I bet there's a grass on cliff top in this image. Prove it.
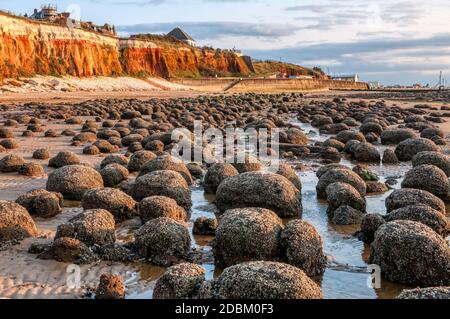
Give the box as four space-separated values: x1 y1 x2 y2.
253 60 327 79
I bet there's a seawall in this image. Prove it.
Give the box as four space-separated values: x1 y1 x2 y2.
171 78 369 92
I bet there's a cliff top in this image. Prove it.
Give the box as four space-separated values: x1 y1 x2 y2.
0 10 118 40
253 60 328 79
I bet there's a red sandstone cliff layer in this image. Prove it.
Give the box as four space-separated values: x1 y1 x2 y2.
0 12 122 80
120 46 251 78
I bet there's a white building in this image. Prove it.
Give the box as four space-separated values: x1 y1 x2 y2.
331 74 360 82
167 27 196 47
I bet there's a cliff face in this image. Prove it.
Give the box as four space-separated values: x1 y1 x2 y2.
120 39 250 78
0 12 122 80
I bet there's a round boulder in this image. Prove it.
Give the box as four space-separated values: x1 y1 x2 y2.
202 163 239 194
352 142 381 163
369 220 450 287
382 149 399 164
99 163 129 187
280 220 326 277
276 164 302 191
381 129 416 145
138 155 193 185
359 213 386 243
386 188 446 214
213 208 284 267
325 182 366 214
193 217 217 236
153 263 206 299
134 217 191 266
127 150 157 172
100 155 129 169
48 151 81 168
215 172 302 218
199 261 323 299
130 170 192 210
401 165 450 202
412 151 450 177
316 168 367 199
38 237 97 264
32 149 50 160
138 196 187 223
395 138 440 161
56 209 116 246
95 274 125 299
46 165 104 200
0 200 38 242
81 188 136 222
18 163 45 177
16 189 63 218
385 204 450 237
0 154 25 172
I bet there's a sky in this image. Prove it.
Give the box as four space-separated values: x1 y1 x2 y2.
1 0 449 85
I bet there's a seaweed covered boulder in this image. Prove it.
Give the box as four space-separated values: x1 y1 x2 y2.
99 163 129 187
212 208 284 268
216 172 302 218
412 151 450 177
153 263 206 299
202 163 239 194
199 261 323 299
55 209 116 247
280 220 326 277
38 237 97 264
401 165 450 202
325 182 366 214
18 163 45 177
384 204 450 237
138 155 193 185
336 130 366 144
127 150 157 172
276 164 302 191
16 189 63 218
369 220 450 287
134 217 190 266
316 168 367 199
395 138 440 161
386 188 446 214
46 165 104 200
0 200 38 243
137 196 187 223
397 287 450 299
81 188 136 222
130 170 192 210
351 143 381 163
359 213 386 243
48 151 81 168
381 129 416 145
0 154 25 172
193 217 218 236
95 274 125 299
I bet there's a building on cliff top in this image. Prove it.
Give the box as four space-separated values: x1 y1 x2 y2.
26 5 116 36
167 27 196 47
28 5 69 22
331 74 360 82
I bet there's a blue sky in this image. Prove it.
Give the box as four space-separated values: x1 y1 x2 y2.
1 0 449 85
